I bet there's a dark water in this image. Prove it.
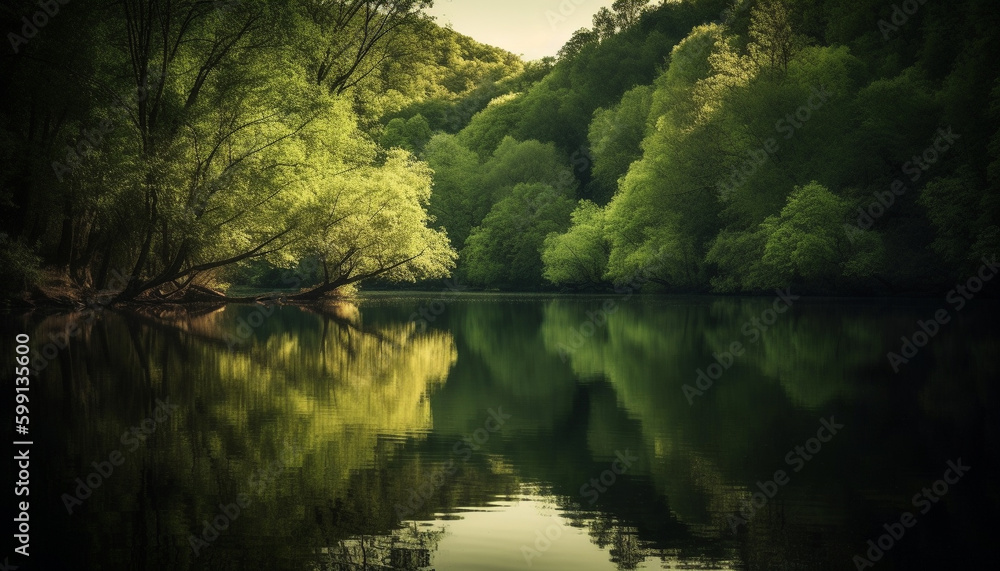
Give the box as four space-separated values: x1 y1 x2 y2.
4 294 998 570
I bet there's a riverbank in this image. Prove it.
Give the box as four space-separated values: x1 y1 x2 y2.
2 270 353 311
5 266 999 312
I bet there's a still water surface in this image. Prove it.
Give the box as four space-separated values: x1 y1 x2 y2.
7 294 998 570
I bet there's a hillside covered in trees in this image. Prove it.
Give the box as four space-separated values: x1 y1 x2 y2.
2 0 998 303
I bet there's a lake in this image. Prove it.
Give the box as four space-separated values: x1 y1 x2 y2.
6 293 998 570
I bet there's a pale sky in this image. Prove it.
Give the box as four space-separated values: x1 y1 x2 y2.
425 0 617 60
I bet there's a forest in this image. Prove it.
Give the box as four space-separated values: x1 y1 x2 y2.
1 0 998 303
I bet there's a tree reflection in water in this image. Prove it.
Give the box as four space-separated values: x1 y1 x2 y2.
6 296 997 571
318 523 443 571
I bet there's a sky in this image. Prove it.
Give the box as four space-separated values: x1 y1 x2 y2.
424 0 617 60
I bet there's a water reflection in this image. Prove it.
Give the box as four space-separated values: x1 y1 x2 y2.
3 295 996 570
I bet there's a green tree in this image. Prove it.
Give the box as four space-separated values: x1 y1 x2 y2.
541 201 610 287
593 8 619 41
423 134 482 248
479 137 577 203
462 182 576 288
746 0 804 75
758 181 852 285
587 85 654 204
2 0 446 302
380 114 432 152
424 135 575 274
0 234 42 297
455 95 525 158
593 0 652 40
603 26 726 291
707 182 886 291
558 29 599 61
288 149 457 298
295 0 433 95
612 0 653 29
919 166 997 273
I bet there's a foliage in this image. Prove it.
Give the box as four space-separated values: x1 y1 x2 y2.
758 182 860 287
424 135 577 253
0 233 42 295
380 114 433 152
462 183 576 288
0 0 460 300
291 149 457 292
541 201 610 287
1 0 998 296
587 85 654 204
375 22 530 131
423 133 483 249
